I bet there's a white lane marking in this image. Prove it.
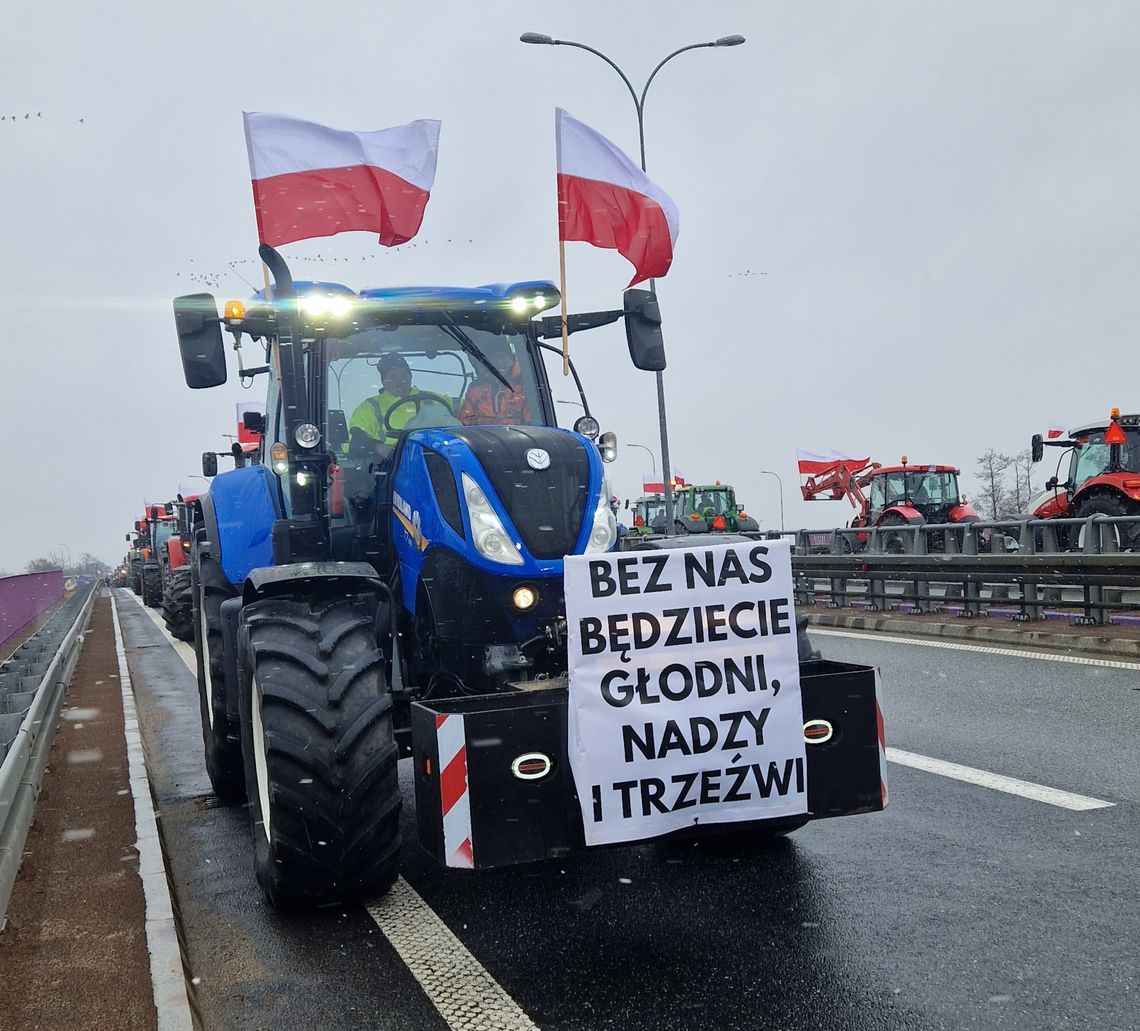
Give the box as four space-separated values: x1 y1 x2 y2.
111 594 196 1031
127 592 198 675
366 877 539 1031
887 748 1115 811
812 627 1140 670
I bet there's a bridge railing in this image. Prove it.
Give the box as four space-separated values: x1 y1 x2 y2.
777 515 1140 625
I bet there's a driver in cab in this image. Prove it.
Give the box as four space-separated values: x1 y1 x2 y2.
348 353 421 456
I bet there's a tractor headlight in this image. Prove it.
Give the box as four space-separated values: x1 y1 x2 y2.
295 423 321 448
462 473 523 566
584 490 617 554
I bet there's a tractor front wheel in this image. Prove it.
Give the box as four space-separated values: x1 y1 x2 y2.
142 562 162 608
191 541 244 802
878 513 909 555
236 594 401 908
162 567 194 641
1074 493 1140 551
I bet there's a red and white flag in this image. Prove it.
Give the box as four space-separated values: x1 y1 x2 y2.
556 108 679 286
1046 424 1066 440
642 472 687 493
237 401 265 445
242 112 441 248
796 449 870 477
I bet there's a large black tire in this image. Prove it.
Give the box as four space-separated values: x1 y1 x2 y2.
1074 493 1140 551
162 566 194 641
191 541 244 802
877 512 909 554
236 594 401 908
142 561 162 608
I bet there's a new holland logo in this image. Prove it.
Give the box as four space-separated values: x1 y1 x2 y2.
526 448 551 471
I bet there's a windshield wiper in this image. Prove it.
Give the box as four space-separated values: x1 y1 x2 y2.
437 318 513 392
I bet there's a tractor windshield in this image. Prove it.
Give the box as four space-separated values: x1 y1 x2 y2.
635 498 665 526
1069 428 1140 489
871 471 959 509
323 324 547 451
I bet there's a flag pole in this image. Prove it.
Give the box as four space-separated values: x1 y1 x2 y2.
558 238 569 376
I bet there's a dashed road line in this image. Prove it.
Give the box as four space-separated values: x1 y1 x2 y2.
812 627 1140 669
887 748 1115 811
128 593 197 674
111 593 196 1031
366 877 539 1031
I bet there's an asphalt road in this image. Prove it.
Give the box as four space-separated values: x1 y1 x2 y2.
115 593 1139 1031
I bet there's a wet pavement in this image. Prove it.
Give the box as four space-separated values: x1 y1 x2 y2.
0 595 157 1031
115 592 1138 1030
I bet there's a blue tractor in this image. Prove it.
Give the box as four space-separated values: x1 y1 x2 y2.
175 246 650 905
175 247 884 909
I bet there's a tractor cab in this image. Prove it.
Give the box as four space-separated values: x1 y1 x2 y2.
630 493 666 534
674 483 760 534
863 464 968 525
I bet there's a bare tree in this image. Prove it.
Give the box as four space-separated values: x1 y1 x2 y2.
974 449 1014 519
1008 448 1036 513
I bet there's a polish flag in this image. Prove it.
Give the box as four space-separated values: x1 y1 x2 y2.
642 472 687 493
243 112 441 248
1046 424 1066 440
556 108 680 286
237 401 265 445
796 450 837 476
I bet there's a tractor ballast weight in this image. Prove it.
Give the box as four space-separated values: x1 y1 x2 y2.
172 248 886 908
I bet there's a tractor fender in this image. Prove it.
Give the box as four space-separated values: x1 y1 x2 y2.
206 465 280 588
1074 473 1140 506
241 561 383 606
947 504 980 523
877 505 925 525
167 536 188 570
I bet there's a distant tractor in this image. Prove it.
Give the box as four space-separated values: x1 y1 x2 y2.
1029 408 1140 549
800 455 979 552
627 493 666 535
670 483 760 535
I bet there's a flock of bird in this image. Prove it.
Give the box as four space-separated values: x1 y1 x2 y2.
2 112 85 122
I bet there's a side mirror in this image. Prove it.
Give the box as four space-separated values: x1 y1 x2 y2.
242 410 267 435
736 504 744 513
174 294 227 389
125 533 131 542
623 289 666 372
1031 434 1044 463
202 451 218 478
599 431 618 463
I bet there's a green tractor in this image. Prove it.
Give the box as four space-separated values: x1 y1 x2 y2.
627 493 666 535
672 483 760 535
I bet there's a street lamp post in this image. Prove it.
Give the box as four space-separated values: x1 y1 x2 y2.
626 442 657 479
758 470 785 533
521 31 745 532
57 541 72 572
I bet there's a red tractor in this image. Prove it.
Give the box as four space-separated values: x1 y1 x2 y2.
800 455 979 552
1029 408 1140 549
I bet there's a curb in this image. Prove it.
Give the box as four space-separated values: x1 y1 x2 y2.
806 611 1140 659
110 593 196 1031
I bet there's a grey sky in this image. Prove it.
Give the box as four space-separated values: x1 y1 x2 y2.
2 1 1138 571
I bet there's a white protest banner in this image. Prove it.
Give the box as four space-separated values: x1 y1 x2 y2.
565 539 807 846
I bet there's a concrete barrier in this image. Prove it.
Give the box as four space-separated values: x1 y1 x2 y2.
0 571 64 654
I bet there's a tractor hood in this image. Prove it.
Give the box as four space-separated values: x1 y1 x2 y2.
427 426 598 560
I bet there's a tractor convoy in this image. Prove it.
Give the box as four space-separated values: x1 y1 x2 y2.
104 245 890 910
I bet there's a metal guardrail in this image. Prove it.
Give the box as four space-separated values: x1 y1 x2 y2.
777 515 1140 625
0 582 98 928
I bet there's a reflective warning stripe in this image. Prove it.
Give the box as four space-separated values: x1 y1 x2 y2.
435 713 473 868
874 667 889 809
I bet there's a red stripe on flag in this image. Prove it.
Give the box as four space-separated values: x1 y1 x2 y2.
557 173 674 286
439 745 468 818
251 163 431 247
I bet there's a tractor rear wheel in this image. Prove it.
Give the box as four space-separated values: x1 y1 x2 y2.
162 567 194 641
236 594 401 908
191 542 244 802
142 562 163 608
